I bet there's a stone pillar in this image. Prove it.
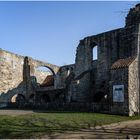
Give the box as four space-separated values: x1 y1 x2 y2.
23 57 32 100
138 24 140 115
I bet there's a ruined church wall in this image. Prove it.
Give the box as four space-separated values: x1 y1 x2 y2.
110 68 129 115
90 29 122 97
74 28 124 102
74 41 93 102
109 58 139 116
0 49 25 104
0 49 57 106
91 25 138 93
118 26 138 58
128 57 139 116
72 23 138 103
57 64 75 88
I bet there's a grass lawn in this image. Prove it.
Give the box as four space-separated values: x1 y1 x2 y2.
0 112 140 138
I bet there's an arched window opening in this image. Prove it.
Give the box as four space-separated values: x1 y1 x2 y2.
66 68 70 76
11 94 25 107
11 94 25 103
34 66 54 87
92 45 98 60
11 94 18 103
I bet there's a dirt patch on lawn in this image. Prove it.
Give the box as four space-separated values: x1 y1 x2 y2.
0 109 34 116
44 120 140 139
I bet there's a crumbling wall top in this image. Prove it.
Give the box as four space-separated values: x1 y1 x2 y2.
125 3 140 27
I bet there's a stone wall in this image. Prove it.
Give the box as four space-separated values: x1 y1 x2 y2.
125 4 140 27
73 40 92 102
1 3 140 115
0 49 25 106
118 26 138 58
110 68 129 115
73 24 138 103
71 9 139 104
128 57 139 116
57 64 75 88
0 48 59 107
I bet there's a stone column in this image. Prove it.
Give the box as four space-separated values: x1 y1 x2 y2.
138 24 140 115
23 57 31 100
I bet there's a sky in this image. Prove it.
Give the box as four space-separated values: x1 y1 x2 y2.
0 1 138 66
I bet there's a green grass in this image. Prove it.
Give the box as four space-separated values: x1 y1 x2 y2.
0 112 140 138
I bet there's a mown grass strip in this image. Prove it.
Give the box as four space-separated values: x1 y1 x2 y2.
0 112 139 138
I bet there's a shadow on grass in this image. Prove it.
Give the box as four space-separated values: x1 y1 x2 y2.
0 116 82 138
1 117 140 139
0 109 140 139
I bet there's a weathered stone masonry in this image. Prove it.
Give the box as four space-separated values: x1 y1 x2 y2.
1 4 140 116
0 49 59 107
66 4 140 116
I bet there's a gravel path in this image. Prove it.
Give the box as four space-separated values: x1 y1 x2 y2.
46 120 140 139
0 109 34 116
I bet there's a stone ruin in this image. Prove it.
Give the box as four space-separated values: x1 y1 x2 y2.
1 4 140 116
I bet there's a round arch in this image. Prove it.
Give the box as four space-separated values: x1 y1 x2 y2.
11 94 18 103
36 65 56 76
11 94 25 103
34 65 55 86
11 94 26 107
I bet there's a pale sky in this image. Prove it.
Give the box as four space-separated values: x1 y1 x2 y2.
0 1 138 66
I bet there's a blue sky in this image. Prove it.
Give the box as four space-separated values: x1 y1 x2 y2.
0 1 138 66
